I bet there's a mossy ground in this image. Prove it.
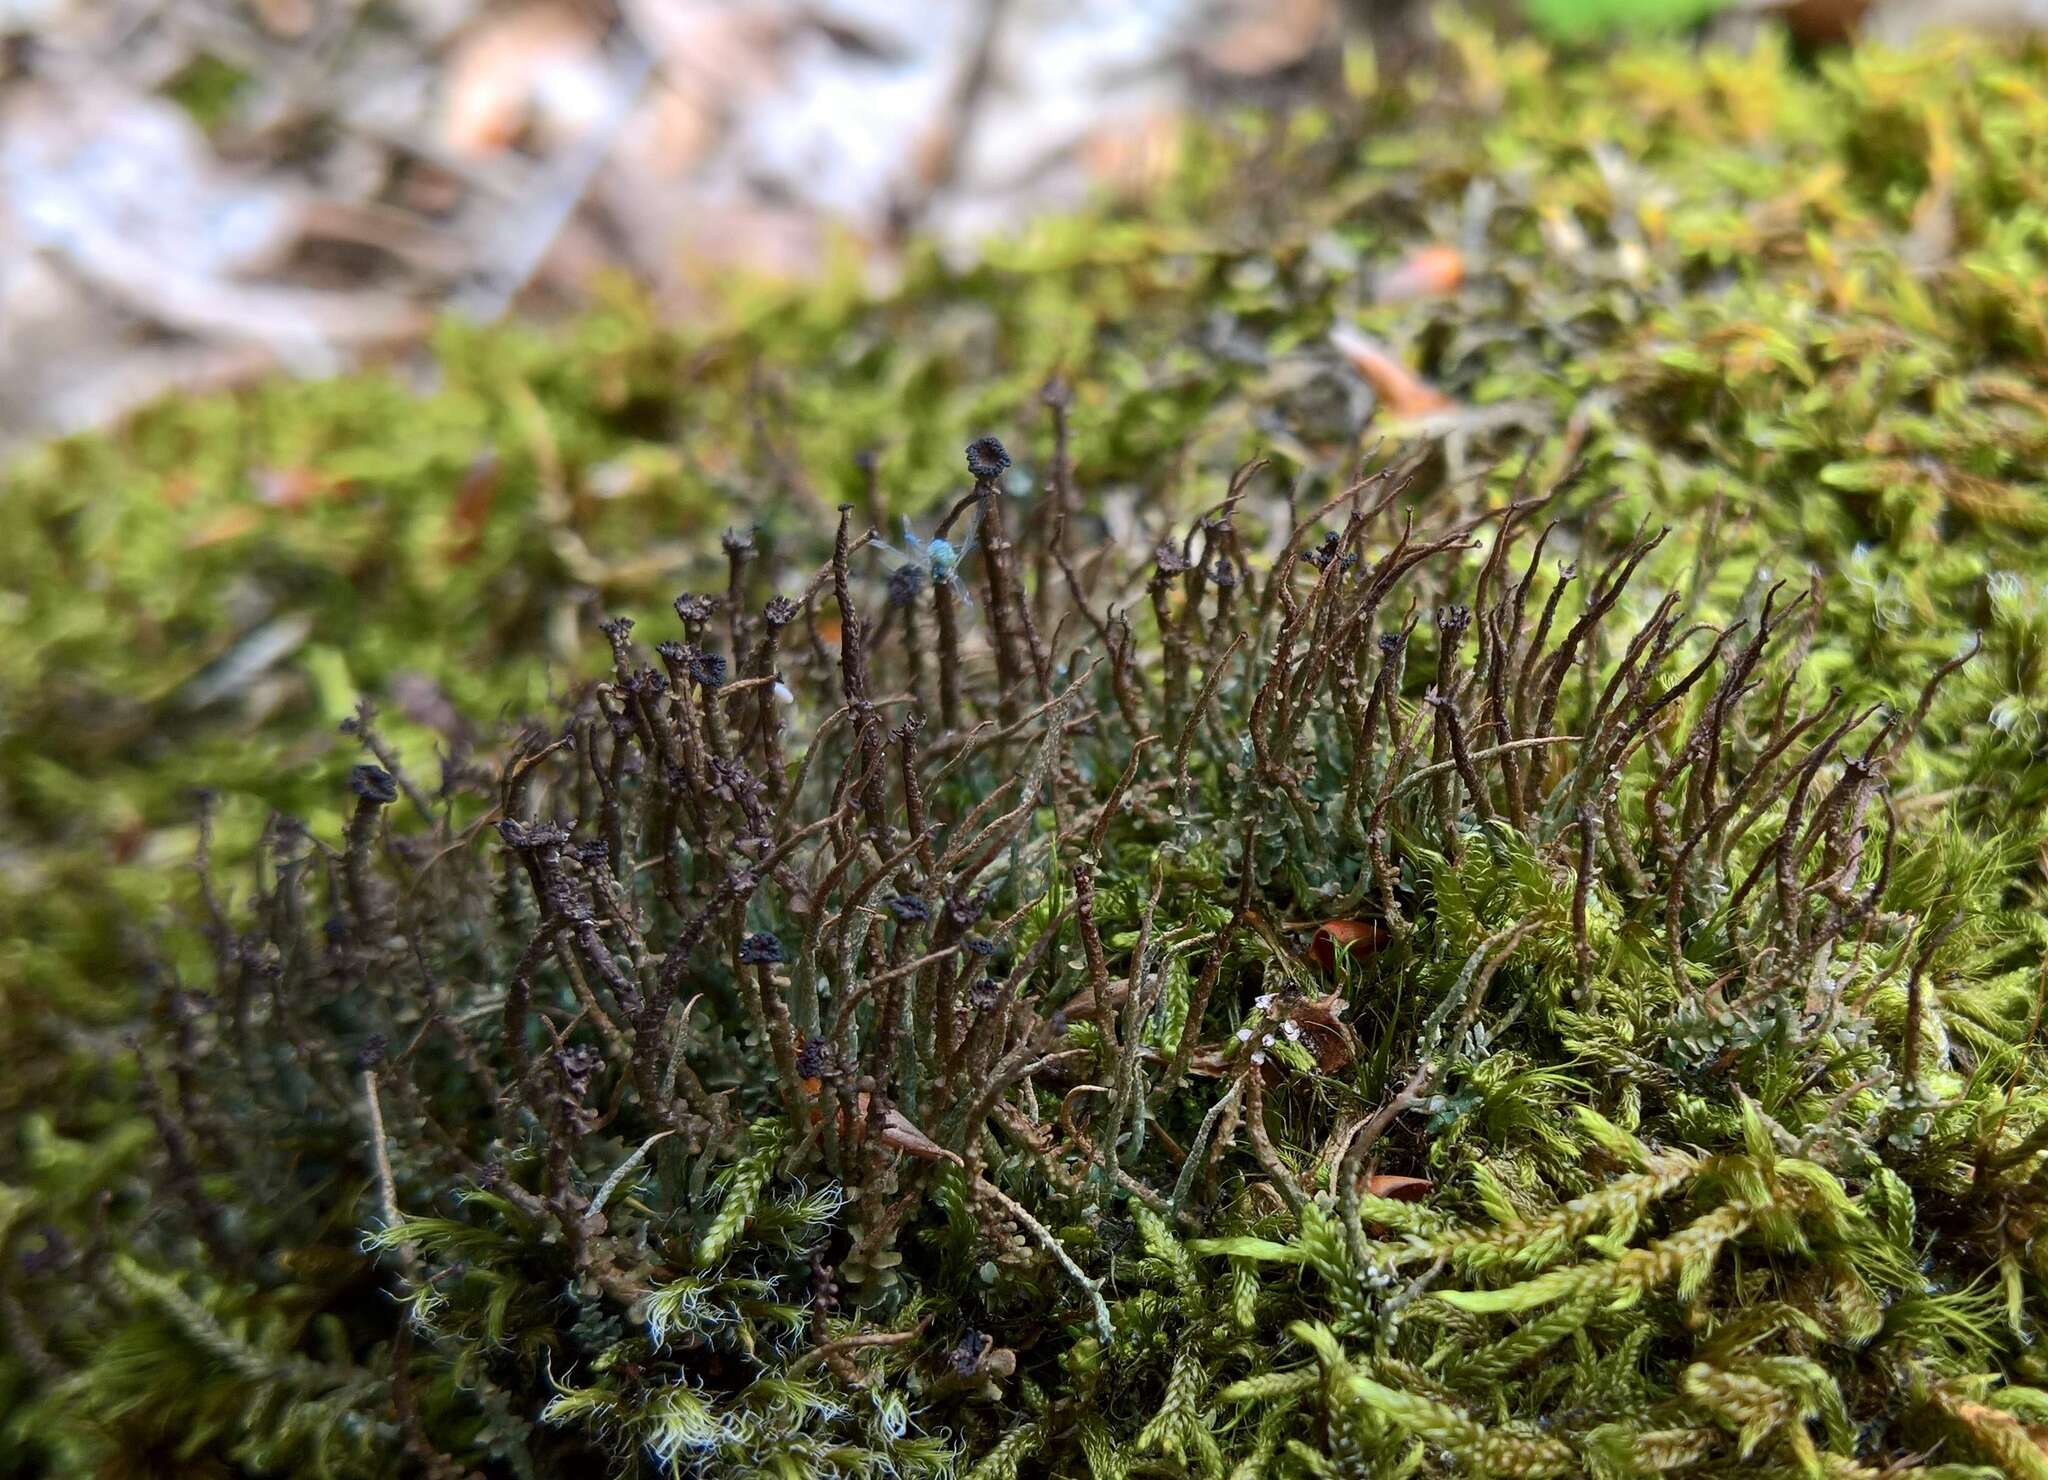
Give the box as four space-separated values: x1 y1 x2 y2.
6 17 2048 1479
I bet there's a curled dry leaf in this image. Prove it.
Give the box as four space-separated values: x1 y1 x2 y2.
1779 0 1873 45
253 0 315 37
1355 1173 1433 1235
442 3 613 159
1363 1174 1433 1202
1309 919 1388 972
1198 0 1332 76
1185 990 1359 1079
1079 110 1186 196
1285 991 1360 1074
806 1082 961 1164
878 1105 958 1162
1329 326 1457 417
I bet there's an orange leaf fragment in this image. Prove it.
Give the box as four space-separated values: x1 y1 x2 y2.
1309 919 1389 973
185 508 261 548
447 454 502 564
255 465 340 511
1330 326 1456 417
1374 244 1465 303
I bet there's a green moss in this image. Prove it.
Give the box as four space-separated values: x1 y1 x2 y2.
8 16 2048 1478
161 53 252 131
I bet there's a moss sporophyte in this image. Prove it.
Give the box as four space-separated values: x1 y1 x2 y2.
8 18 2048 1480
